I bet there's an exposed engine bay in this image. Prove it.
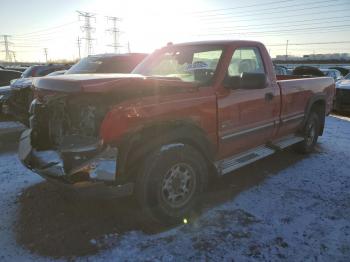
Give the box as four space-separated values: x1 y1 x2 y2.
30 94 112 150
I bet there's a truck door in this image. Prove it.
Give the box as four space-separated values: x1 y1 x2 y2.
217 47 280 159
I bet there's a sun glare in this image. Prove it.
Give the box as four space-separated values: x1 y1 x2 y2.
94 0 203 53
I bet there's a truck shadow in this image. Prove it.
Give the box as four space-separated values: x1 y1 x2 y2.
15 148 310 258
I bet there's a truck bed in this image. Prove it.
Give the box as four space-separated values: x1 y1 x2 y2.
277 76 335 117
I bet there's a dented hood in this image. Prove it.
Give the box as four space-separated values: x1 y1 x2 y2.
33 73 197 93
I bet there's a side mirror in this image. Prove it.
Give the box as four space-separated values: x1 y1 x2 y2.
240 72 268 90
226 73 267 90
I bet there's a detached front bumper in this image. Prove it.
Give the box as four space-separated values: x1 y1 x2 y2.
18 129 133 198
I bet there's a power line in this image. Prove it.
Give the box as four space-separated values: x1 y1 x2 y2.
77 11 96 56
266 41 350 47
192 0 344 18
106 16 122 53
195 24 350 37
184 0 293 14
13 21 79 37
202 16 350 32
196 19 350 35
194 8 349 25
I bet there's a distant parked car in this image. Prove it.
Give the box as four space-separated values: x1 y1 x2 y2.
320 69 343 82
5 66 28 73
329 67 350 77
0 69 22 117
292 66 324 77
274 65 290 75
0 86 11 116
0 69 22 86
4 54 147 125
20 64 69 78
334 73 350 112
3 64 70 124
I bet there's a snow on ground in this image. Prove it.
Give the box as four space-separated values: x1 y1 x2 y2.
0 154 45 261
0 115 349 261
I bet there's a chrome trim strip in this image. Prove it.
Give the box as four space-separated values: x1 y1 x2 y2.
221 122 275 141
282 113 305 123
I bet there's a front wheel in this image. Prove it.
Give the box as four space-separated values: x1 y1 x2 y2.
136 144 208 225
295 111 320 154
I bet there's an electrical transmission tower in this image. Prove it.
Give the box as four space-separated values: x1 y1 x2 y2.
0 35 14 62
106 16 122 53
77 11 96 56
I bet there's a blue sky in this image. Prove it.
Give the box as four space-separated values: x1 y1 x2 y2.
0 0 350 62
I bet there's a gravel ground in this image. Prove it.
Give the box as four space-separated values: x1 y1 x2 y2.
0 115 349 261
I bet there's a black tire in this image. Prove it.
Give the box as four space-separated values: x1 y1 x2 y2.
136 144 208 226
295 111 320 154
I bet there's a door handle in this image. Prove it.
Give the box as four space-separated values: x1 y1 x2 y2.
265 92 274 101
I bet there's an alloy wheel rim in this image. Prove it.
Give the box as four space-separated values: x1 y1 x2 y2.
161 163 196 208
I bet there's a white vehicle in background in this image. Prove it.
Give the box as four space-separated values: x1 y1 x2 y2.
320 69 343 82
334 73 350 112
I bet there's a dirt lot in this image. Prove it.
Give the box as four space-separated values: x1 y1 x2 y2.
0 115 349 261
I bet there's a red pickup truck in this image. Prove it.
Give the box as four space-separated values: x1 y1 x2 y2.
19 41 334 224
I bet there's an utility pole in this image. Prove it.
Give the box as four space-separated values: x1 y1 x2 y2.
44 48 48 63
77 11 96 56
127 41 131 53
0 35 13 62
106 16 122 53
285 40 289 61
12 51 17 63
77 36 81 59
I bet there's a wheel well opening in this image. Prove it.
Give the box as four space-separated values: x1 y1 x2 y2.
122 123 216 182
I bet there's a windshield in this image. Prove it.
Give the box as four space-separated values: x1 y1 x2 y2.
21 66 37 78
133 45 224 84
344 73 350 80
66 56 140 74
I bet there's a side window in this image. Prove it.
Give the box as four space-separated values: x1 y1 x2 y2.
228 48 265 77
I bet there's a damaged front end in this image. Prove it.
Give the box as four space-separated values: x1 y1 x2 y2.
18 95 133 198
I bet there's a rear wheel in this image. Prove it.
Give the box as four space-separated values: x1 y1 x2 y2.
136 144 208 225
295 111 320 153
